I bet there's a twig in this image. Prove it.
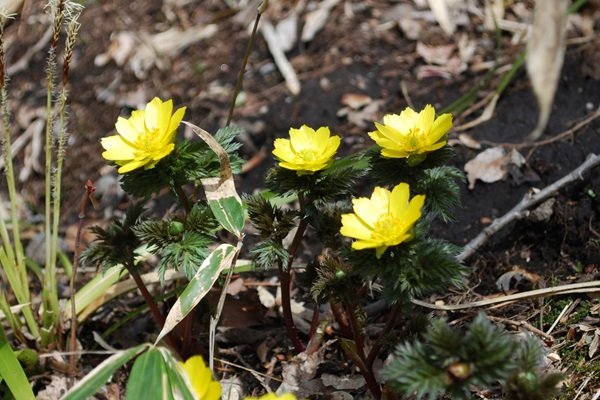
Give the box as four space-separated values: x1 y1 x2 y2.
411 280 600 311
68 180 96 384
458 153 600 262
487 316 554 342
545 299 578 335
225 1 267 126
479 107 600 150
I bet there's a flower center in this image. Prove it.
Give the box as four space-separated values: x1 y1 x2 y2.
134 129 162 154
371 214 403 244
297 149 317 162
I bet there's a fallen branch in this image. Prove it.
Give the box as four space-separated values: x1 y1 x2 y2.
458 153 600 262
411 280 600 311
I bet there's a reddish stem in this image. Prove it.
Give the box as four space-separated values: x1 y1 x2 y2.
278 261 305 353
68 180 96 383
344 300 382 399
366 301 401 369
125 263 181 355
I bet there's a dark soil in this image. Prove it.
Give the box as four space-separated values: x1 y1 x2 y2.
3 0 600 398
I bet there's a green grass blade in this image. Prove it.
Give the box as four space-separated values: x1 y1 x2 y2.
63 343 149 400
0 324 35 400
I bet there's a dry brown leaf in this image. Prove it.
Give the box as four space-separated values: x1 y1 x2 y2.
526 0 569 141
496 266 541 291
321 373 366 390
96 26 218 78
416 42 455 65
464 146 509 189
341 93 372 109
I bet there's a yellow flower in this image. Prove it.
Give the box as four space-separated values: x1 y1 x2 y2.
245 393 296 400
101 97 186 174
368 104 452 159
340 183 425 258
272 125 341 173
179 355 221 400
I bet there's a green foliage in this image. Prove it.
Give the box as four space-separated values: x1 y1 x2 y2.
81 203 144 270
386 239 467 299
384 314 562 399
246 194 297 241
120 126 243 199
342 233 466 300
246 193 302 269
251 239 289 270
415 166 464 222
310 255 357 303
265 163 362 202
133 203 218 280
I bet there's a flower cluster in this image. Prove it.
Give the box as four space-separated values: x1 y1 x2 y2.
270 105 450 257
101 97 186 173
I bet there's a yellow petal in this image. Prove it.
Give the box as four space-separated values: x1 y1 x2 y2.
340 214 373 240
383 113 410 133
320 135 341 160
314 126 331 146
420 141 447 154
373 122 401 142
369 187 391 212
417 104 435 136
398 106 420 127
168 106 186 135
288 126 311 153
206 381 222 400
429 113 453 143
389 183 410 217
273 139 295 162
352 240 381 250
144 97 162 131
129 110 146 133
157 99 173 136
380 148 410 158
151 143 175 161
117 159 147 173
115 117 140 145
277 161 304 171
402 194 426 226
352 197 381 228
101 136 136 160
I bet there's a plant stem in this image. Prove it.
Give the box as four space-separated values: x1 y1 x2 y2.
225 1 266 126
124 262 180 355
344 300 381 399
365 301 401 369
277 190 310 353
174 185 191 214
330 302 353 339
68 180 94 383
278 261 305 353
